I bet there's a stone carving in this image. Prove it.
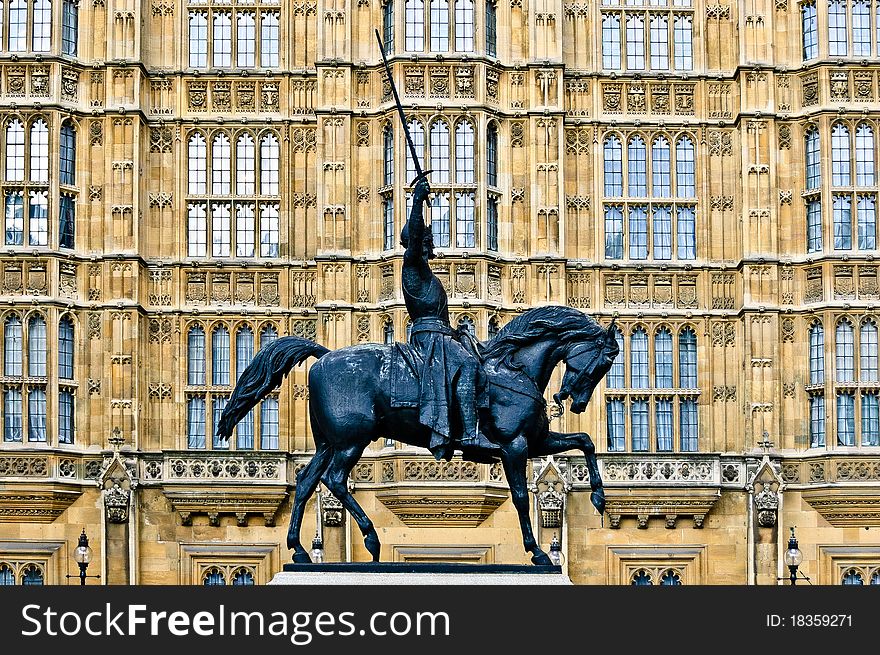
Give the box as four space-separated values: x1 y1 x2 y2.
429 67 448 97
755 486 779 527
0 457 49 477
188 80 207 110
830 71 849 101
778 124 791 149
510 121 525 147
802 73 818 107
5 66 25 96
260 81 279 111
167 456 281 480
322 492 344 526
602 459 714 483
854 71 874 102
31 66 49 96
455 66 475 98
150 126 174 153
603 83 621 112
708 130 733 156
61 68 79 100
355 122 370 147
237 82 256 111
90 121 104 147
402 460 480 482
259 273 280 305
405 67 424 96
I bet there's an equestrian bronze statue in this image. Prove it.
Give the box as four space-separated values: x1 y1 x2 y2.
216 306 618 565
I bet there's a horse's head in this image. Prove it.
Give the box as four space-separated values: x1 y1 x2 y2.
555 318 620 414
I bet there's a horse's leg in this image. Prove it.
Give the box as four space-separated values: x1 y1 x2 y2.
321 443 382 562
287 442 333 562
532 431 605 515
500 435 552 566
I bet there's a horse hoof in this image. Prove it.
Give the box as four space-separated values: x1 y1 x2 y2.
292 551 312 564
591 489 606 515
531 552 553 566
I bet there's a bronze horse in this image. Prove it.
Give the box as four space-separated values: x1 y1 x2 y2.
217 305 618 565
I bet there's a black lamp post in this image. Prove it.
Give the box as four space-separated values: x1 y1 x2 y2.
782 527 804 586
67 529 100 585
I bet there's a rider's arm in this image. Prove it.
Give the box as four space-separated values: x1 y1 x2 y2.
403 177 431 274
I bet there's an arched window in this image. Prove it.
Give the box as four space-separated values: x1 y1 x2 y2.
828 0 848 57
62 0 79 56
4 316 22 376
860 321 878 382
809 323 825 384
431 0 450 51
649 15 668 70
213 12 233 66
21 565 43 586
455 0 475 52
673 15 693 70
30 120 49 183
629 205 648 259
260 325 278 350
6 119 25 182
805 127 821 190
486 0 497 56
604 205 624 259
630 328 649 389
187 396 206 449
455 122 475 184
5 191 23 245
858 195 876 251
260 133 279 196
28 388 46 442
187 326 206 385
836 321 855 382
626 15 645 70
259 11 280 66
212 203 231 257
801 1 819 61
189 13 208 68
407 120 425 182
59 317 74 380
236 327 254 381
810 393 826 448
631 398 649 450
383 321 394 345
212 134 231 195
842 569 864 585
28 190 48 247
188 204 208 257
654 329 673 388
677 206 696 260
807 199 822 253
0 564 13 585
631 570 652 585
8 0 27 52
431 193 451 247
652 206 672 260
236 134 255 196
863 392 880 446
652 136 671 197
260 203 279 257
487 124 498 187
237 12 256 68
604 135 623 197
628 136 647 197
455 192 475 248
383 197 394 251
488 317 500 341
60 122 76 186
212 327 231 386
660 570 682 585
831 123 851 187
838 389 856 446
33 0 52 52
607 327 625 389
856 124 875 187
457 315 475 336
679 328 697 388
188 133 208 195
676 137 695 197
383 124 394 187
602 13 621 70
854 0 872 56
232 569 255 585
236 204 255 257
261 396 279 449
203 568 226 586
405 0 425 51
656 397 673 451
486 196 498 251
28 316 46 377
382 1 394 54
430 120 450 184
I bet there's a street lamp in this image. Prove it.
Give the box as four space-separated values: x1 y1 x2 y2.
782 527 804 586
310 534 325 563
67 529 100 586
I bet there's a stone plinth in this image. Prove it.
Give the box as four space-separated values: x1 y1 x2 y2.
269 562 571 585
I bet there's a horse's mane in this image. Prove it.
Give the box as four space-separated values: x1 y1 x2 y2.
483 305 605 370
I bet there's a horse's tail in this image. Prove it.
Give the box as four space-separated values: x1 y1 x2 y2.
216 337 329 441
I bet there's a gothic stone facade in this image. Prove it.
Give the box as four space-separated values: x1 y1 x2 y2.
1 0 879 586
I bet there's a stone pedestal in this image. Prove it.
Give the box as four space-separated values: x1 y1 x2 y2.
269 562 572 585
